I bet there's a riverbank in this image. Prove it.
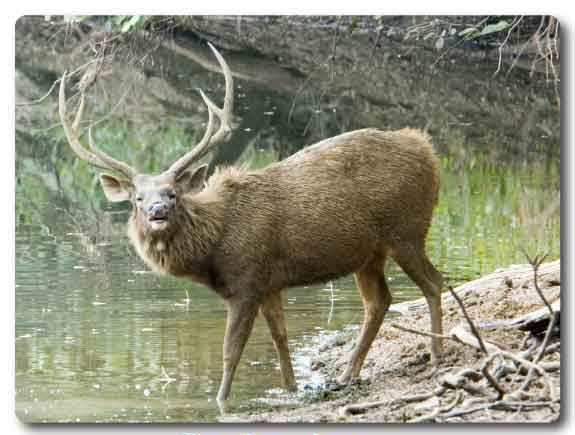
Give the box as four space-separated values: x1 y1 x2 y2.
235 260 560 423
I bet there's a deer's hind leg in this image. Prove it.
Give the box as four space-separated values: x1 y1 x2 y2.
392 242 444 364
260 291 297 391
338 253 392 384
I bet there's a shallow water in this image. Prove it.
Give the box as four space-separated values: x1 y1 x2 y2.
15 17 560 422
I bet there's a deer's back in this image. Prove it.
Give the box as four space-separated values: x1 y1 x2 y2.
210 128 440 292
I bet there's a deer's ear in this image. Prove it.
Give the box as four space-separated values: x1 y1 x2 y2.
176 164 208 194
99 174 132 202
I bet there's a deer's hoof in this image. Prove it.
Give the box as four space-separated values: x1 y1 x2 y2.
216 394 229 414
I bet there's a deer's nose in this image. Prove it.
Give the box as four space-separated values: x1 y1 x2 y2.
148 202 168 219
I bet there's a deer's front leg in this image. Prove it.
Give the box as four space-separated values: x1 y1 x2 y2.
217 296 260 404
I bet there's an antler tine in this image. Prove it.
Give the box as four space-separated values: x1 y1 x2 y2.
206 42 234 119
191 91 217 157
167 42 234 177
58 71 136 180
162 92 216 177
59 72 109 170
200 42 234 146
72 91 86 132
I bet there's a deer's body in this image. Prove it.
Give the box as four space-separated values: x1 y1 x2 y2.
130 128 440 299
58 44 444 408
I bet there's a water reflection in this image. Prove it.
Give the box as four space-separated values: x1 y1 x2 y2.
15 225 362 422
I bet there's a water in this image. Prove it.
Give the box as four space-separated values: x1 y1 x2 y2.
15 16 560 422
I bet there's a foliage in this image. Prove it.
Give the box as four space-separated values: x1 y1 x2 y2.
113 15 147 33
458 20 511 39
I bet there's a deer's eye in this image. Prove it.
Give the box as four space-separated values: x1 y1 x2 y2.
168 191 176 200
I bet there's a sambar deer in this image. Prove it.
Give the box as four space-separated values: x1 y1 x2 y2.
58 43 443 404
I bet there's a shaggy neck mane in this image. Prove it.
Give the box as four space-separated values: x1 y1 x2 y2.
127 196 223 279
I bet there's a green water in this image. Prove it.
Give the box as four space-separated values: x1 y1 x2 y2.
15 17 560 423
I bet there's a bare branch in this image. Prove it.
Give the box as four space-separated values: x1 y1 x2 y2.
448 286 489 354
520 248 554 315
16 57 104 107
390 322 452 341
481 353 506 399
493 16 524 77
342 388 445 416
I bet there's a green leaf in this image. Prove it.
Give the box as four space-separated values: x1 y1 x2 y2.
63 15 82 23
435 36 445 50
121 15 143 33
114 15 127 26
478 20 510 36
349 16 359 32
458 27 478 37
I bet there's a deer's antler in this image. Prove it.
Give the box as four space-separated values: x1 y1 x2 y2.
166 42 234 177
58 71 136 180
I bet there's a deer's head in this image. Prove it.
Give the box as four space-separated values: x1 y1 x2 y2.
59 43 234 234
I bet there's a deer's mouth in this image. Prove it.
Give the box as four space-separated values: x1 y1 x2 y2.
148 216 169 230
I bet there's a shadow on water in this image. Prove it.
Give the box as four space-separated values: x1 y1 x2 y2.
15 16 559 422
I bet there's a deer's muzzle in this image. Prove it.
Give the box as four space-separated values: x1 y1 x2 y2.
148 202 169 229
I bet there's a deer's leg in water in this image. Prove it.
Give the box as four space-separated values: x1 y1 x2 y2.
260 291 297 391
337 255 392 384
392 244 444 364
217 297 259 403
